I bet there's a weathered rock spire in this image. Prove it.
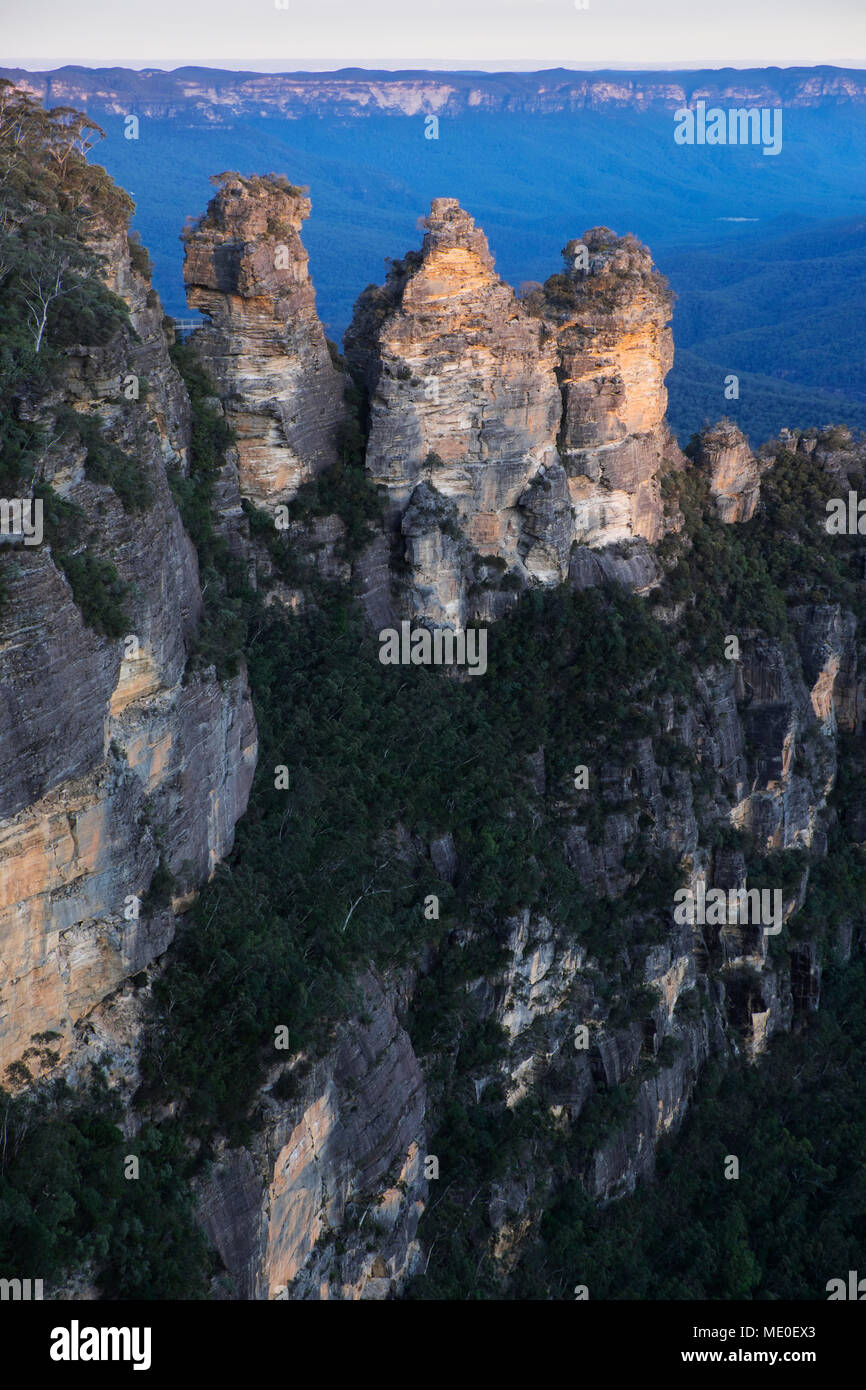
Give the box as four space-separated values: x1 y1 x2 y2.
346 200 685 626
182 173 345 508
543 226 683 548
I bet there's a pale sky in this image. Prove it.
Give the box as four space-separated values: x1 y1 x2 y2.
3 0 865 71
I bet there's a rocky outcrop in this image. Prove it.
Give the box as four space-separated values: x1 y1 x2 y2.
198 974 427 1300
346 197 567 628
182 173 345 509
793 603 862 735
729 623 839 852
345 202 681 629
692 419 762 522
543 227 684 548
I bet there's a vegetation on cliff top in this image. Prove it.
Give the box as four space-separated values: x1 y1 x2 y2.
0 82 152 634
656 432 866 660
0 82 132 490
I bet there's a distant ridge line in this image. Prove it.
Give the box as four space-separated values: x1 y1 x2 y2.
4 63 866 120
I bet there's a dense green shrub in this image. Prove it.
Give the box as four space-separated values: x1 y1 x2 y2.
136 580 691 1137
0 1074 211 1298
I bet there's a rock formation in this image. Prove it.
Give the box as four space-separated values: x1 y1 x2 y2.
182 173 345 509
543 227 683 548
345 201 683 629
692 419 762 522
346 197 568 627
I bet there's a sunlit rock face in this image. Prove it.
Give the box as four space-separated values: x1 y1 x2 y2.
692 419 762 523
346 197 570 628
182 173 345 510
542 227 684 548
346 205 683 629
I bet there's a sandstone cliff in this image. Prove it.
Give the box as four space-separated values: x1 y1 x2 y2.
198 974 427 1300
5 66 865 123
345 200 681 628
0 191 256 1077
182 173 345 509
346 197 568 627
542 226 683 549
692 419 763 523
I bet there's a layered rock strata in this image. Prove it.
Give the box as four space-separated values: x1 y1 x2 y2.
6 66 864 123
0 215 256 1075
198 974 428 1300
182 173 345 508
543 226 684 547
692 419 763 522
345 201 682 629
346 197 568 627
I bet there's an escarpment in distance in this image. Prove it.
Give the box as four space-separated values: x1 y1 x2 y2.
5 65 866 123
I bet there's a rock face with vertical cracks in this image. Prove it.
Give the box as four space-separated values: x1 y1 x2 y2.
197 973 428 1300
692 419 763 522
543 226 684 547
182 173 345 510
0 214 257 1076
345 203 683 629
346 197 571 627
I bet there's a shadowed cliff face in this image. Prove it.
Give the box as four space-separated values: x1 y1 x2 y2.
198 974 428 1301
182 173 345 508
0 201 257 1078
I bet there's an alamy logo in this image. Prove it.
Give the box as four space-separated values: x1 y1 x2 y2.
674 101 782 156
825 493 866 534
0 1277 43 1299
379 621 487 676
50 1320 152 1371
826 1271 866 1300
674 884 783 935
0 497 43 546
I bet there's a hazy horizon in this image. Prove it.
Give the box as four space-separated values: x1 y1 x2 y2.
4 0 864 73
6 59 866 74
